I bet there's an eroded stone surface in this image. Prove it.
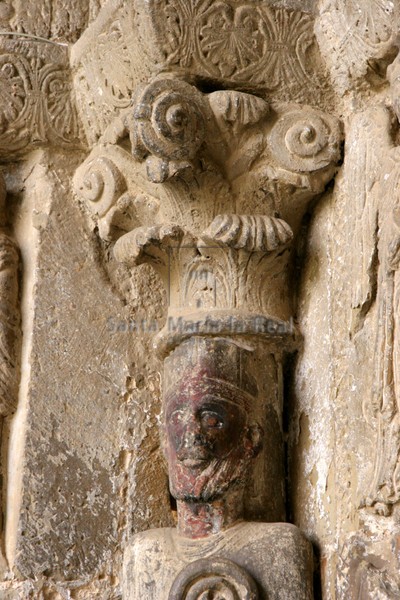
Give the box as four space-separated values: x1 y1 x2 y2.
0 151 172 597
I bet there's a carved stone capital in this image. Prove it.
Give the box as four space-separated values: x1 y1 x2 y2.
74 85 342 332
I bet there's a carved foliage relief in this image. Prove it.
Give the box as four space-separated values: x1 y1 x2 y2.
72 4 143 144
316 0 398 91
74 79 342 331
150 0 317 89
0 39 83 157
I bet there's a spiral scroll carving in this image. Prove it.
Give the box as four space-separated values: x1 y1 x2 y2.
169 558 259 600
201 214 293 253
131 78 207 182
268 108 342 172
73 156 127 217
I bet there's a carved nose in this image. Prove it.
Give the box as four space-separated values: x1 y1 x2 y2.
175 416 212 459
184 429 205 447
177 424 209 458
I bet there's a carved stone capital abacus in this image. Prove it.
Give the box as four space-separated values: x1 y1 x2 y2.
71 0 332 143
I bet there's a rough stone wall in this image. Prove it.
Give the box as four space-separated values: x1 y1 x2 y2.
1 161 173 600
0 1 399 599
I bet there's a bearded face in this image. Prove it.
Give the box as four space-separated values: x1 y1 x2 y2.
164 377 261 503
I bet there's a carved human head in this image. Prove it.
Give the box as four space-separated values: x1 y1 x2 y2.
163 337 262 503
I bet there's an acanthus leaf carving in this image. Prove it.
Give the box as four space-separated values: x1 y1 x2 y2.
208 91 270 131
316 0 398 92
113 224 186 271
74 86 342 332
207 91 269 180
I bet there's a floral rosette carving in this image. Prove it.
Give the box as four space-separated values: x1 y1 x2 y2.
131 78 209 183
198 3 266 79
168 558 259 600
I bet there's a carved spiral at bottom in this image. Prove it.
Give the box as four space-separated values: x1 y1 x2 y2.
73 156 126 217
169 558 259 600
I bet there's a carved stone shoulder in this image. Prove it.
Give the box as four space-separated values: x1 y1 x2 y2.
123 522 313 600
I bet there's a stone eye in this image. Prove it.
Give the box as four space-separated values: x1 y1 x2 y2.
201 411 224 429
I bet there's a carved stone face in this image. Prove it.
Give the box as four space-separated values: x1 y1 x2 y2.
164 374 261 502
